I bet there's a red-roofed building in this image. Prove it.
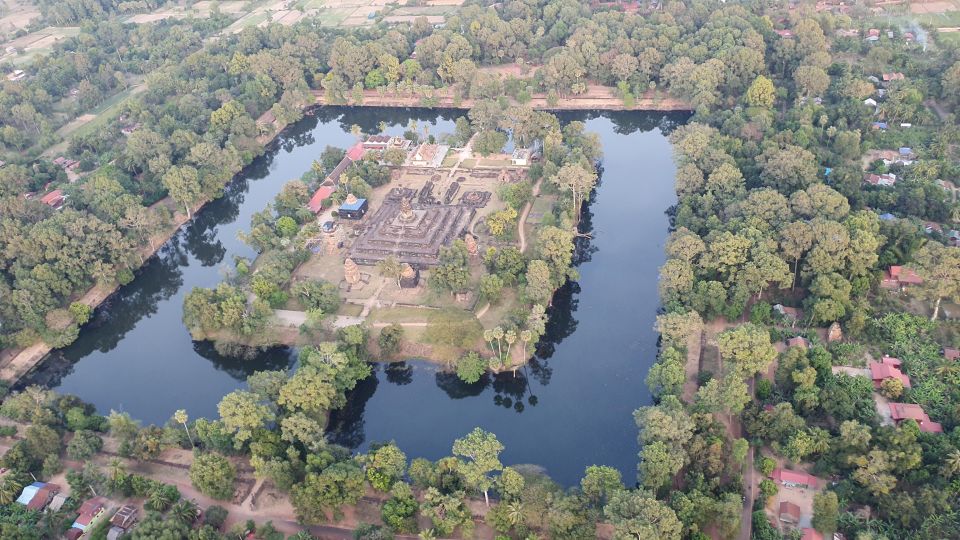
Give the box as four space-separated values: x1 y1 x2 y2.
346 142 365 161
881 265 922 289
779 501 801 524
40 189 65 209
944 347 960 361
771 468 818 489
25 483 60 511
787 336 809 349
307 184 336 213
870 356 910 389
71 497 106 531
864 173 897 187
882 72 905 82
889 402 943 433
801 528 825 540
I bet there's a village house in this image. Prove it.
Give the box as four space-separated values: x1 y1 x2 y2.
771 468 819 489
882 72 905 83
863 173 897 187
15 482 60 511
66 497 107 540
889 402 943 433
880 265 922 289
836 28 859 38
6 69 25 81
944 347 960 361
773 304 801 319
866 28 880 41
801 529 824 540
904 31 915 42
107 504 138 540
871 121 888 130
775 29 795 38
40 189 66 210
923 222 942 234
779 501 802 527
48 492 68 512
869 356 911 389
787 336 809 349
53 156 80 170
407 143 449 168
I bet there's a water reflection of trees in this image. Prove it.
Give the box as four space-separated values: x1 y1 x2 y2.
327 364 380 449
384 362 413 385
191 341 295 380
326 107 462 134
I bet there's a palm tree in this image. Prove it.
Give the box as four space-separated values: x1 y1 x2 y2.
483 329 496 356
419 529 437 540
492 326 505 362
170 499 198 525
0 478 23 505
148 487 175 512
173 409 194 447
945 450 960 477
504 329 517 365
505 500 525 528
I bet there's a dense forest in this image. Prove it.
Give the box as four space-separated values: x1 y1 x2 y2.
3 0 960 538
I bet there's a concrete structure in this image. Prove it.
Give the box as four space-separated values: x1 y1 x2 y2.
16 482 60 511
408 143 448 168
864 173 897 186
779 501 802 526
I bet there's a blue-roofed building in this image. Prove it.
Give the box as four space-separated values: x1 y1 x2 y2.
824 167 833 177
15 482 43 506
899 147 914 156
338 195 368 220
872 121 888 130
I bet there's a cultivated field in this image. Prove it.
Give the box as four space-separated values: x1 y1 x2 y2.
0 26 80 66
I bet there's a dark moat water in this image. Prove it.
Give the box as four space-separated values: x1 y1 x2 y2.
22 108 685 486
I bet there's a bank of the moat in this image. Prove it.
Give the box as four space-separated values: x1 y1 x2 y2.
19 107 686 486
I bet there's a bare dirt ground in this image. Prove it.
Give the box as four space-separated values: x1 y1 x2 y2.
0 0 39 35
317 86 691 112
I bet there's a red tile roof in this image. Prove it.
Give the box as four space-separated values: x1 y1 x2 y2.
889 403 943 433
771 468 818 488
779 501 801 521
889 265 922 284
307 185 336 213
802 528 825 540
869 359 911 388
40 189 64 207
346 142 365 161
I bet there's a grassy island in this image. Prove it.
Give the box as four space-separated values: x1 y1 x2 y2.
183 107 602 381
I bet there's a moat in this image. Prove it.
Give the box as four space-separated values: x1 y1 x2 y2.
20 107 685 487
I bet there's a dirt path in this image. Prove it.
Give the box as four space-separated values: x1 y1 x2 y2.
681 328 704 404
475 302 491 319
317 87 692 112
518 179 543 253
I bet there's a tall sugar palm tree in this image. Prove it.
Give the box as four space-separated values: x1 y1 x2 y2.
173 409 193 447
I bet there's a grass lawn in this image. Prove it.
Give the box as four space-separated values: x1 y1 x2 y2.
369 305 437 324
61 84 146 140
337 303 364 317
315 8 354 26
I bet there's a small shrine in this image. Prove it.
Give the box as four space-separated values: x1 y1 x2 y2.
399 263 420 288
344 258 361 285
464 233 478 257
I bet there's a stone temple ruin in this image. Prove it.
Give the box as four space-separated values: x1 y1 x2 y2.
347 186 487 267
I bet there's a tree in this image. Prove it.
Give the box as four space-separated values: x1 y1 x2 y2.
162 165 203 218
452 428 503 506
746 75 775 108
812 491 839 535
364 443 407 492
173 409 193 447
456 351 487 384
524 259 554 305
292 461 366 523
717 324 777 378
377 256 404 288
217 391 274 448
604 490 682 540
189 452 236 500
67 430 103 460
912 242 960 320
378 324 404 358
581 465 623 507
473 130 508 156
552 163 598 226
